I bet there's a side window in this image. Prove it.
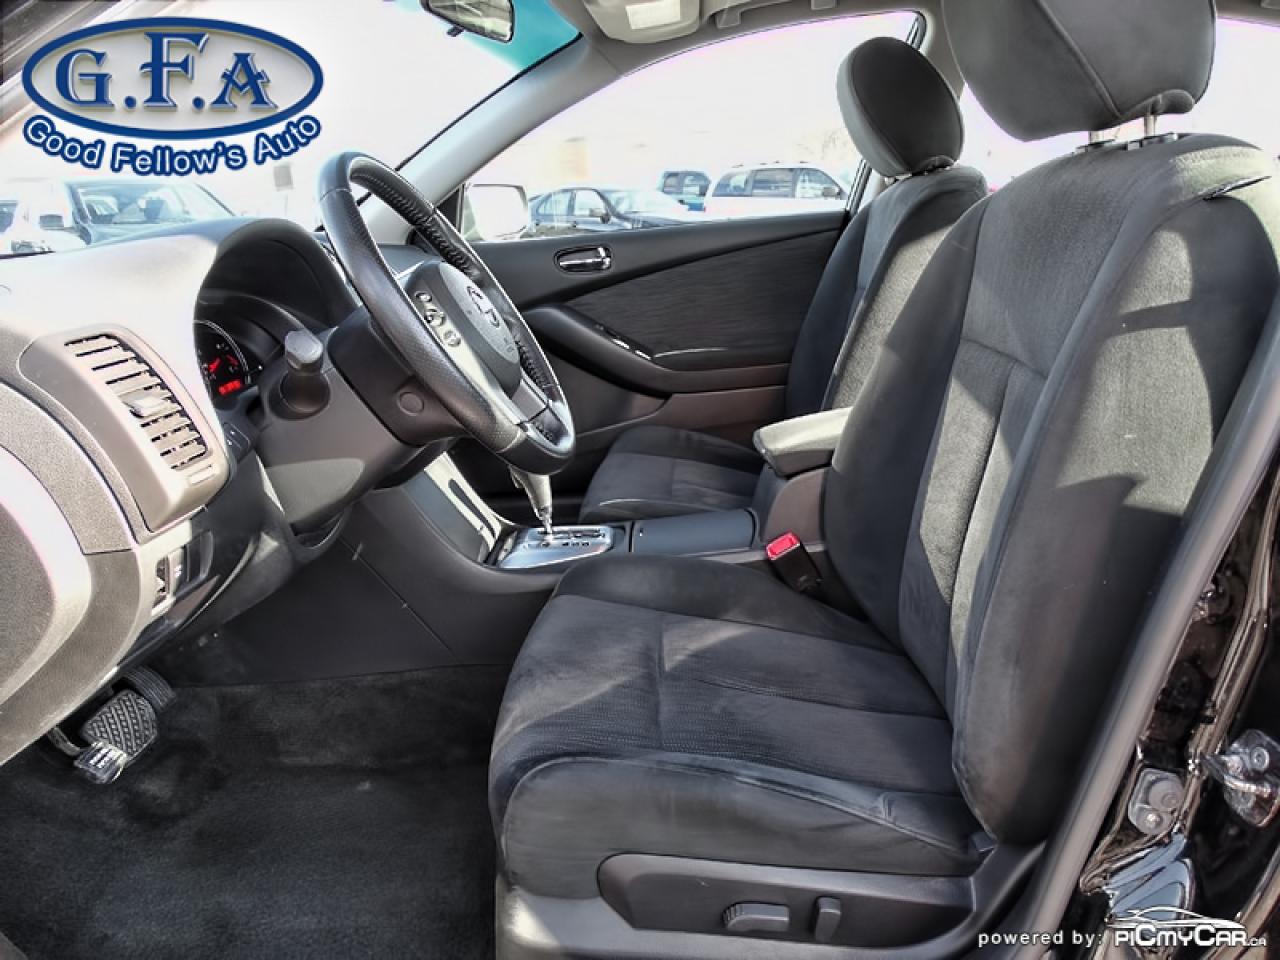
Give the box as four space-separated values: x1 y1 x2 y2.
796 169 841 199
572 190 603 217
713 171 750 197
542 191 570 217
750 169 795 197
958 18 1280 191
467 12 917 242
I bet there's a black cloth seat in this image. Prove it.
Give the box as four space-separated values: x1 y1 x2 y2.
579 39 987 523
574 425 763 519
490 555 981 899
493 1 1280 938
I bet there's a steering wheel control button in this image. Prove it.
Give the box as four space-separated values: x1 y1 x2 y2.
397 391 426 415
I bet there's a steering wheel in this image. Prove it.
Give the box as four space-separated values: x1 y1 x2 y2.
318 152 575 474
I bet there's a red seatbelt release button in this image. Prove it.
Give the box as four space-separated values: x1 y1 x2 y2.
764 531 822 593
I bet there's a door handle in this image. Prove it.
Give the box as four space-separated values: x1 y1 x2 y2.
556 245 613 274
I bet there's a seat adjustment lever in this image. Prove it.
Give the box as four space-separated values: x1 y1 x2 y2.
722 902 790 934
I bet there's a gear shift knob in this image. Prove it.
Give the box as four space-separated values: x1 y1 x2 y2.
510 469 554 534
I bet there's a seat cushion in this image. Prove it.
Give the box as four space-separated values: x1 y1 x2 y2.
578 425 762 523
489 555 982 898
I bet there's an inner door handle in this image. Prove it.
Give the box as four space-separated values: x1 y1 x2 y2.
556 245 613 273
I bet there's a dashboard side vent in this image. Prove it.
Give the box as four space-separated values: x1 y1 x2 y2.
67 334 209 471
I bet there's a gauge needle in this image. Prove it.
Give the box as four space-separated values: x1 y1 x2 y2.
208 358 221 372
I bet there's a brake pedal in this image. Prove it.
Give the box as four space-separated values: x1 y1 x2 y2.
73 689 159 785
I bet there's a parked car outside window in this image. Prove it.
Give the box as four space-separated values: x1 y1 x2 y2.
658 169 711 210
0 178 233 254
703 162 849 217
528 185 694 236
469 13 915 243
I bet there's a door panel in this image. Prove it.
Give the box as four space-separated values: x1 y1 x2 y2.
460 211 842 513
475 210 842 308
564 228 834 366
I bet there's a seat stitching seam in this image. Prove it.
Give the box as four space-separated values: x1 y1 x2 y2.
502 756 976 858
681 673 947 720
552 592 874 646
959 336 1050 380
608 450 762 475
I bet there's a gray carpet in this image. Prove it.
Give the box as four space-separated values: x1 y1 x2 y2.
0 667 507 959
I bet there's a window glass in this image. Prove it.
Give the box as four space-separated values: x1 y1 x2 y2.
713 171 750 197
750 169 795 197
0 0 578 253
542 191 570 217
959 18 1280 191
467 12 917 240
572 190 603 216
796 169 839 198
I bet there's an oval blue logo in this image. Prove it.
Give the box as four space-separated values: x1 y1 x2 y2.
21 17 324 141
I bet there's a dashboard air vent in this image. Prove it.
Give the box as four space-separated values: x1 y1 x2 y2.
67 334 209 471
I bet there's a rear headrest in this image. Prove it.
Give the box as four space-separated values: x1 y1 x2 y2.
943 0 1216 142
836 37 964 178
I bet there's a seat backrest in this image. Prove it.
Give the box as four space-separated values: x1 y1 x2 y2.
823 0 1280 844
784 38 987 419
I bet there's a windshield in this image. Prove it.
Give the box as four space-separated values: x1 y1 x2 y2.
0 0 577 257
71 181 231 225
604 189 686 216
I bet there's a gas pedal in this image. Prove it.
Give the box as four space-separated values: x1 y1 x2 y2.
73 689 159 785
123 665 175 712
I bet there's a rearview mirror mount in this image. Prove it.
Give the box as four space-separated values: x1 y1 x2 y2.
420 0 514 43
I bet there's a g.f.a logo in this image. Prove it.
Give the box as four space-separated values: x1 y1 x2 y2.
22 18 323 140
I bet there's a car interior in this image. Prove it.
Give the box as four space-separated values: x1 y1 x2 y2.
3 0 1280 957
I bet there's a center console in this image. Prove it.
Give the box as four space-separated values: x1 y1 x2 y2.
195 445 834 680
492 507 759 570
496 524 618 569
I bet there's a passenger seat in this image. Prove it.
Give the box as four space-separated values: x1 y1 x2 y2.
578 37 988 523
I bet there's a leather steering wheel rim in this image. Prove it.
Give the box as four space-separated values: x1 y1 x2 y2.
318 152 575 474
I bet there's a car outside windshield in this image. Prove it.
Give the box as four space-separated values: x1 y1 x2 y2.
0 0 577 256
71 181 230 225
604 189 687 216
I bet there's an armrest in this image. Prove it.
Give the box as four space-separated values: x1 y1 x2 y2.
752 407 850 478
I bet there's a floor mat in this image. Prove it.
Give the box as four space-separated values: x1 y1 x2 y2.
0 666 507 960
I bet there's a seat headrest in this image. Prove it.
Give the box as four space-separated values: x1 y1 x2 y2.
943 0 1216 142
836 37 964 179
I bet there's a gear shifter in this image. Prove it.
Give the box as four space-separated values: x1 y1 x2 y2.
510 468 554 535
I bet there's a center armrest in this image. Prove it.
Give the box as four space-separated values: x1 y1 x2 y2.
752 407 851 478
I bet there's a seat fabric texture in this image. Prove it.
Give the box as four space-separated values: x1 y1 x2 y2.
489 555 982 899
579 39 987 523
494 0 1280 910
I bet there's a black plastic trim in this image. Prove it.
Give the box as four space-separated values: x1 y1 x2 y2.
526 304 788 395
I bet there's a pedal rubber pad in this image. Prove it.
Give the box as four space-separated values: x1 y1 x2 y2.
74 689 158 785
123 666 176 712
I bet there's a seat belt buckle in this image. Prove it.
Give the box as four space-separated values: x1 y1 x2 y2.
764 532 822 594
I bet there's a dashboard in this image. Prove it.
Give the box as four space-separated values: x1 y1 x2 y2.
0 216 373 767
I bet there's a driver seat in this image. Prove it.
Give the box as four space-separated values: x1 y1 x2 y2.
491 1 1280 955
577 37 987 523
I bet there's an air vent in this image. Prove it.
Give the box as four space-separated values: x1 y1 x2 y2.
67 334 209 471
